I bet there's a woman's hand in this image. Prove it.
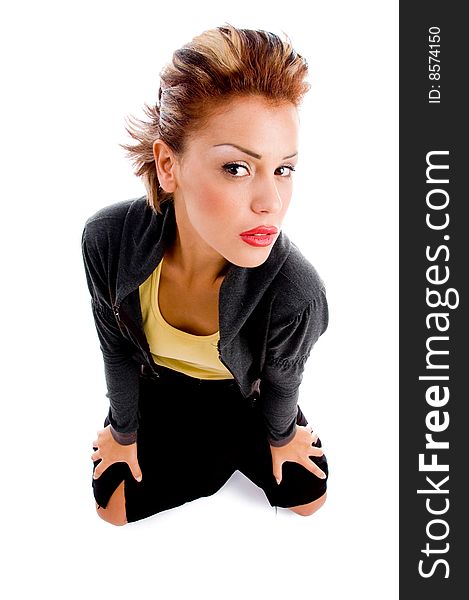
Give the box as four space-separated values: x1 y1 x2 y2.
269 424 326 485
91 424 143 482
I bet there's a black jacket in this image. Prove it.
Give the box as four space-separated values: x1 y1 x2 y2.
81 196 328 447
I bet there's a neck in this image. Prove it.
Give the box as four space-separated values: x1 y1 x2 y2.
167 199 230 286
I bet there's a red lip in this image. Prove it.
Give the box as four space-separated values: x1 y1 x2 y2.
240 226 278 236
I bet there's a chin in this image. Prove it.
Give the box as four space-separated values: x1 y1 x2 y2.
227 248 272 269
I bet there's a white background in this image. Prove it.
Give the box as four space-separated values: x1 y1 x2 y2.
1 1 398 598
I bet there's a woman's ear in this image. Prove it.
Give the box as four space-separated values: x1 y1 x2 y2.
153 139 178 193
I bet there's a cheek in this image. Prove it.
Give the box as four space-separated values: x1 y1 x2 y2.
190 180 238 222
198 188 226 215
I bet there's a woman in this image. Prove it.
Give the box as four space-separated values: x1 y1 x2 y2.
82 24 329 525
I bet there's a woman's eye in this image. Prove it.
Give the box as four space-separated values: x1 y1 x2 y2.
221 163 296 178
222 163 249 177
276 165 296 177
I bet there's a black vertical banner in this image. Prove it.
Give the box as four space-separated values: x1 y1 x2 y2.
400 2 467 597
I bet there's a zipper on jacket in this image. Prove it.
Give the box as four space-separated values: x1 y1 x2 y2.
216 340 251 403
217 344 261 408
113 301 160 378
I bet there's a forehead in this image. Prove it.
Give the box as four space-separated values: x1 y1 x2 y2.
188 95 299 148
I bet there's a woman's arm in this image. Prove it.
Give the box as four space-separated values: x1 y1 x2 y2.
82 221 144 481
260 291 328 446
88 299 141 443
260 291 329 482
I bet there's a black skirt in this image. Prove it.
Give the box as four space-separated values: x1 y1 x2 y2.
92 365 328 523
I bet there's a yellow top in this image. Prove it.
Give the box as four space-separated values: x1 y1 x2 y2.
138 258 234 380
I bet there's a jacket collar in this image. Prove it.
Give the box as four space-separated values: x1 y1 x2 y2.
115 197 175 305
115 197 292 345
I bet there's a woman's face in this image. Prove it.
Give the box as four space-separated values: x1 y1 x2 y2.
172 95 300 268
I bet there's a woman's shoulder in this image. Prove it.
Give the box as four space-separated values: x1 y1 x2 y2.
81 196 157 252
270 237 327 317
83 196 146 232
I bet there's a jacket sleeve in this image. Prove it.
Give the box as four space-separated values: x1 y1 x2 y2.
260 290 328 447
81 223 140 445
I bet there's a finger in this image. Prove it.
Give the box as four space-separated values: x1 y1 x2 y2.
271 458 283 485
300 458 327 480
93 460 107 479
91 450 100 462
92 440 98 447
129 460 143 483
305 424 313 434
311 432 319 444
307 446 324 458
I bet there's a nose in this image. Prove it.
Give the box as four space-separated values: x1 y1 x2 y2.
250 175 283 214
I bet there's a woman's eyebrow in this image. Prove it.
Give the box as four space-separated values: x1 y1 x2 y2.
212 143 298 160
